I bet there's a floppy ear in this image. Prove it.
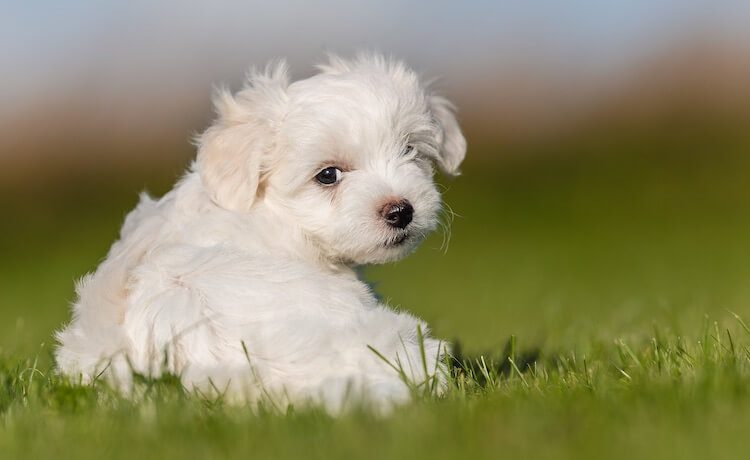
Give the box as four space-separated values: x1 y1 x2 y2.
429 95 467 176
196 61 289 211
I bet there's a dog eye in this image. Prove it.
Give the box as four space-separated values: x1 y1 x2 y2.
315 167 342 185
401 144 415 156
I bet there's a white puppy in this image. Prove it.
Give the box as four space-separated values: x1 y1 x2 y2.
55 53 466 412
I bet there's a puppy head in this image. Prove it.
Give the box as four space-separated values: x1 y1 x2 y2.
197 53 466 265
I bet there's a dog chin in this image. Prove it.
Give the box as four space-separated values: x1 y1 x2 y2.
359 234 422 265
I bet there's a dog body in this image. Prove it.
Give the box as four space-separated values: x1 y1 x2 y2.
55 54 466 411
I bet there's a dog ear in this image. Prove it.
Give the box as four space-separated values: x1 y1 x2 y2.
196 61 289 211
429 95 467 176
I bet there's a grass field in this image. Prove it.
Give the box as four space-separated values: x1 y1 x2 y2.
1 128 750 459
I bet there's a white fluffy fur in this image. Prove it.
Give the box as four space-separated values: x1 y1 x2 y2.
55 53 466 413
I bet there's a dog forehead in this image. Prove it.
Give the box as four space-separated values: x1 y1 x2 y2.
283 75 433 155
291 69 428 120
279 120 397 174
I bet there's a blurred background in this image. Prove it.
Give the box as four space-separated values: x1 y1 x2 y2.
1 1 749 359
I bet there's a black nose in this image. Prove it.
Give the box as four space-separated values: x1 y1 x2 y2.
381 200 414 229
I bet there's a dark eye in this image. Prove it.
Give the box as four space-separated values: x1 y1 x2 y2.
315 167 342 185
402 144 415 155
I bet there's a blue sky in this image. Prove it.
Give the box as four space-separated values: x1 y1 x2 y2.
1 1 748 113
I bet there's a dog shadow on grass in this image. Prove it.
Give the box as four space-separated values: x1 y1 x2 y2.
448 337 542 387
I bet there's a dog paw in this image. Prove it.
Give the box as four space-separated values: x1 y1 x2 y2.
365 379 412 414
311 376 411 415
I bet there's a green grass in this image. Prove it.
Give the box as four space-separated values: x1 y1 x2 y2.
1 129 750 459
4 320 750 459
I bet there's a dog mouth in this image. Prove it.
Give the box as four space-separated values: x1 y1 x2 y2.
384 232 410 247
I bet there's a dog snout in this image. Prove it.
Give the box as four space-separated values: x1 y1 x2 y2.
380 200 413 229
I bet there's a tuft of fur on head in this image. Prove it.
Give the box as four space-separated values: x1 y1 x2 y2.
194 53 466 265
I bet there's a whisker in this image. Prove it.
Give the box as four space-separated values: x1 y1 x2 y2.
437 203 457 254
